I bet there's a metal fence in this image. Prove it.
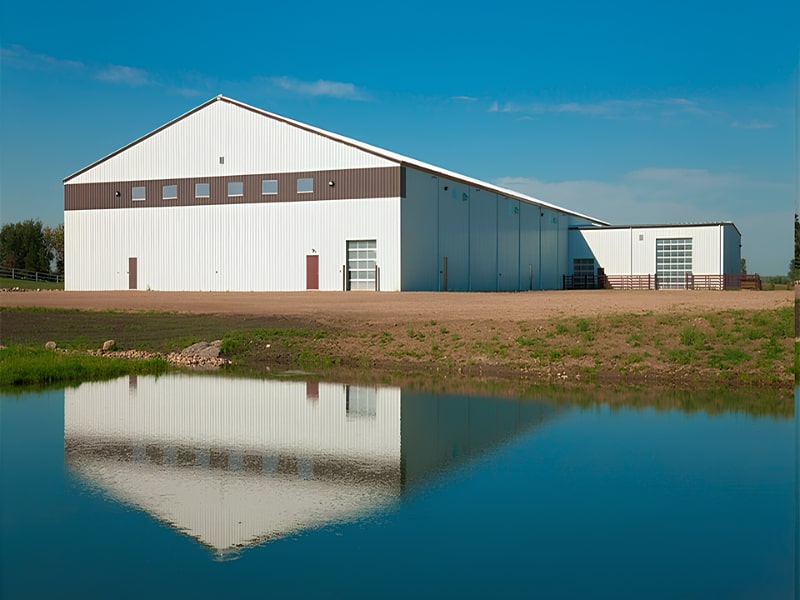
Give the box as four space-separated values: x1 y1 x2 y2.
0 265 62 283
563 273 762 291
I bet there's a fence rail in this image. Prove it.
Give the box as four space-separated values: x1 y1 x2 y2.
563 273 761 291
0 265 62 283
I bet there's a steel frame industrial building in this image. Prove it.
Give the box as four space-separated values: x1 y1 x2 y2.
64 96 741 292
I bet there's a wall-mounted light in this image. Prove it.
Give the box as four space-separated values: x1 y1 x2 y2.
312 248 317 253
328 180 335 187
443 186 449 191
115 191 121 198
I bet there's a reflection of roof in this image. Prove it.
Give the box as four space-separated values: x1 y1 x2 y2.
68 457 399 555
64 375 561 556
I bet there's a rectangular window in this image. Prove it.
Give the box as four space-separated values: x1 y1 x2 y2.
656 238 693 289
132 186 146 201
195 183 210 198
162 184 177 200
261 179 278 195
228 181 244 197
297 177 314 193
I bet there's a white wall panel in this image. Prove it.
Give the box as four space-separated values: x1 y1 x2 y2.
575 225 736 277
436 177 470 291
519 203 541 290
468 189 497 291
66 197 401 291
69 100 396 184
400 169 439 290
497 197 520 291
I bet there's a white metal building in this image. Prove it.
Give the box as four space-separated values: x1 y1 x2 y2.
63 95 741 292
569 223 742 289
63 96 605 292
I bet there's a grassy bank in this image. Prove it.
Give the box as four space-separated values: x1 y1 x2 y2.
0 304 793 391
0 277 64 290
0 345 169 389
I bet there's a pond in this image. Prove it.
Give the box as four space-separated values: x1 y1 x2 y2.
1 375 796 599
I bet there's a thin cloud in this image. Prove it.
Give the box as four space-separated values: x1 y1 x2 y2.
731 120 774 129
488 97 706 119
451 95 478 102
1 44 85 72
94 64 151 86
270 76 367 100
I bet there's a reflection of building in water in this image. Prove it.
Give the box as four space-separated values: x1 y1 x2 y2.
65 375 558 557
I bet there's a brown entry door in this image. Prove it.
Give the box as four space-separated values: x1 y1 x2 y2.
306 255 319 290
128 257 137 290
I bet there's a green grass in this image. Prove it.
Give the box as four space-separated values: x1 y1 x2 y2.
0 345 169 389
0 276 64 290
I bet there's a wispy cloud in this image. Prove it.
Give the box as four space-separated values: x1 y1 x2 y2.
731 119 774 129
489 97 706 120
1 44 84 72
270 76 367 100
451 95 478 102
94 64 151 86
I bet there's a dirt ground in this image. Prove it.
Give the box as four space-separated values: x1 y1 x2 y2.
0 289 791 324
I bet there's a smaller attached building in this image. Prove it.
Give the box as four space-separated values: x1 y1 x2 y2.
568 223 742 290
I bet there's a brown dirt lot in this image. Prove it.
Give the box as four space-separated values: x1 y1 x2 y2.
1 289 794 390
0 289 791 322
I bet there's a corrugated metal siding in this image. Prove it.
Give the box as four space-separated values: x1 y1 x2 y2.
723 224 742 274
400 169 439 290
437 178 470 290
68 100 396 184
65 197 401 291
65 167 400 210
468 189 497 290
497 197 520 291
401 168 569 291
575 225 731 277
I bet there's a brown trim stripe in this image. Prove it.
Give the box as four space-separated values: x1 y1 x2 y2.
65 166 401 211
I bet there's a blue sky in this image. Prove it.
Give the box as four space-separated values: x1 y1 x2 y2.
1 0 797 275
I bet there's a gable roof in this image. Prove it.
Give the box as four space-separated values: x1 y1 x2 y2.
64 95 608 224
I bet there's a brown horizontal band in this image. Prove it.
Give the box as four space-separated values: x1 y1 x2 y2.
65 166 403 210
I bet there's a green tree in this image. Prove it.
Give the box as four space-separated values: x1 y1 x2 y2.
0 219 53 273
44 223 65 276
793 213 800 279
739 257 747 274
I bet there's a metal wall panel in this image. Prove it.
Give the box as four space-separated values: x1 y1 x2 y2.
400 168 439 290
497 197 520 291
65 197 401 291
436 177 470 291
468 189 497 291
68 100 396 184
519 203 541 290
574 225 734 277
722 224 742 274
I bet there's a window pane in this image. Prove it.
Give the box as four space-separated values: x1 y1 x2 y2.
195 183 210 198
228 181 244 197
162 184 177 200
262 179 278 195
297 177 314 193
132 186 146 201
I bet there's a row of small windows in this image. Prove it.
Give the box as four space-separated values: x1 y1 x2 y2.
129 178 315 201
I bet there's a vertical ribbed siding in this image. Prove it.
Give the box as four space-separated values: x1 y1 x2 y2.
65 192 402 291
67 100 397 185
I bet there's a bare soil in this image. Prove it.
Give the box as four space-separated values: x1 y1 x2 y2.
1 289 794 390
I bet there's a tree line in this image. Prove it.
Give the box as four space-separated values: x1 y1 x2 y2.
0 220 64 276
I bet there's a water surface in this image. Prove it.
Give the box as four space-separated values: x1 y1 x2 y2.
1 375 795 599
